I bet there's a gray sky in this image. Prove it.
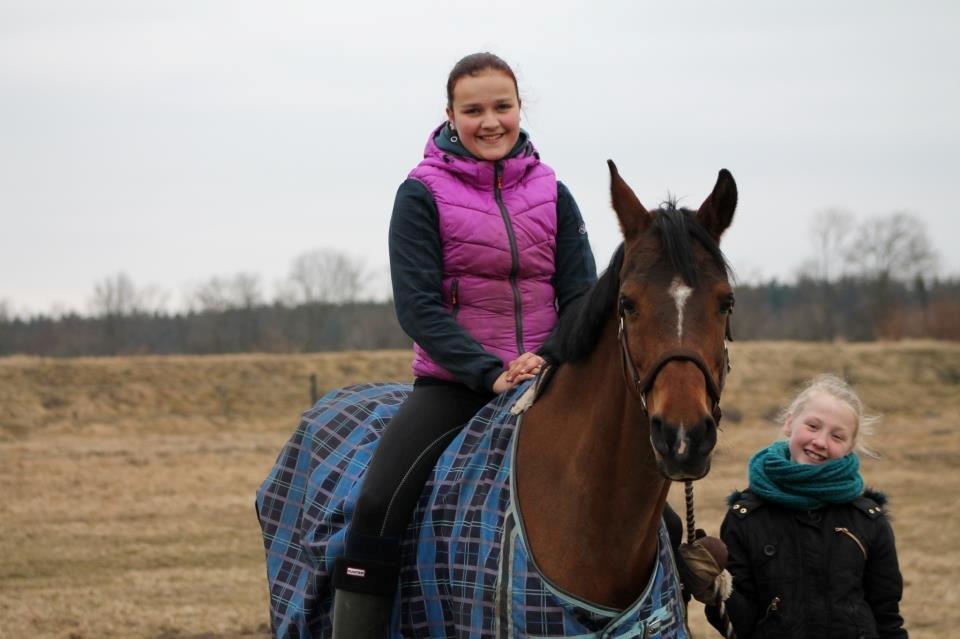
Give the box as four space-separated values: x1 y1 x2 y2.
2 1 958 316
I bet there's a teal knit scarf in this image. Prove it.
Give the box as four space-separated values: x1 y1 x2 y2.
748 441 864 509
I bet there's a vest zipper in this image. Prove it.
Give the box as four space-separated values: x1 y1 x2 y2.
450 278 460 319
835 527 868 559
494 162 524 355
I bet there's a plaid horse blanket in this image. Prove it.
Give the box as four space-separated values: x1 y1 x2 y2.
256 382 688 638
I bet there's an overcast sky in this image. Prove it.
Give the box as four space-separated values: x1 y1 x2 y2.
1 1 957 316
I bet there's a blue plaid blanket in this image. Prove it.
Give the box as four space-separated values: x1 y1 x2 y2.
256 382 687 638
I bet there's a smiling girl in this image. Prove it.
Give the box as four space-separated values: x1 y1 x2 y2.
707 374 908 639
329 52 597 638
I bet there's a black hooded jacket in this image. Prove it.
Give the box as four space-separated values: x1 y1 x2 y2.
707 488 907 639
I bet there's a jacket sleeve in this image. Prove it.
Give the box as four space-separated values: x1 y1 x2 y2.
553 181 597 315
663 503 693 605
536 182 597 360
865 516 908 639
389 178 505 393
705 512 763 638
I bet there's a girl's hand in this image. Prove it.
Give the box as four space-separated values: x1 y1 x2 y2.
506 352 545 382
492 370 515 394
492 352 545 393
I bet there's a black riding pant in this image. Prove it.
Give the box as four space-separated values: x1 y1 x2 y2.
333 377 493 595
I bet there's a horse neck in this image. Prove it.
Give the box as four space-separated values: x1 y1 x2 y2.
515 314 671 609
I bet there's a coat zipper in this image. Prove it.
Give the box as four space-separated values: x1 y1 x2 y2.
835 527 868 559
757 595 781 625
450 278 460 319
494 162 524 355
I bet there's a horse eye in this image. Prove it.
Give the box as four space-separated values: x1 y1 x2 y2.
619 295 638 315
719 293 735 314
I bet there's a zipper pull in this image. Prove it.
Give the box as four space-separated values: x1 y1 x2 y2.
497 174 503 190
835 527 868 559
757 595 781 625
495 162 503 190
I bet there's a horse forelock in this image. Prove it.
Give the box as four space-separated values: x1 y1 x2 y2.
650 205 731 287
544 208 731 367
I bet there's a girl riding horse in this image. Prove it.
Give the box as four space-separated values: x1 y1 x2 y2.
256 159 740 638
332 52 597 637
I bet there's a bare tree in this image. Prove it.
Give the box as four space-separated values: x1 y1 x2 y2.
231 272 262 309
792 210 857 340
809 209 855 282
287 249 366 305
845 212 938 283
278 249 367 351
190 273 263 312
89 272 166 317
87 273 166 353
191 277 231 313
842 212 939 338
0 299 11 323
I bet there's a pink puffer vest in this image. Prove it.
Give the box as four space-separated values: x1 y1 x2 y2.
408 126 559 384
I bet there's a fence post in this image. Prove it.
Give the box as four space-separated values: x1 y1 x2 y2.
309 373 318 406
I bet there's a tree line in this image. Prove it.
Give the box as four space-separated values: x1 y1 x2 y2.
0 301 410 357
1 212 957 356
2 277 956 358
735 209 957 341
1 248 408 356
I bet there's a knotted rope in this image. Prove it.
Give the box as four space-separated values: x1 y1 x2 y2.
683 480 736 639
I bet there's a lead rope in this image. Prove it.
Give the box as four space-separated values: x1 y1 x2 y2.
684 480 697 546
683 480 736 639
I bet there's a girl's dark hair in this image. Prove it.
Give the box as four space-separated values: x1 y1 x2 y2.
446 52 519 108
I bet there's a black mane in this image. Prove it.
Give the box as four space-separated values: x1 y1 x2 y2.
543 206 731 365
653 202 730 287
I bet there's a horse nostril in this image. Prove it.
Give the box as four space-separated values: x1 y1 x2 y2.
650 415 671 456
698 415 718 455
703 415 716 432
650 415 663 438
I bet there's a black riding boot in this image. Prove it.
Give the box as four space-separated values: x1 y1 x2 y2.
332 589 392 639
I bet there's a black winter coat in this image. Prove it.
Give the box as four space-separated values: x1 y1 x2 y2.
707 488 907 639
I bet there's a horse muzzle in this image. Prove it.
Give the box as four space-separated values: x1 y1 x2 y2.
649 413 717 480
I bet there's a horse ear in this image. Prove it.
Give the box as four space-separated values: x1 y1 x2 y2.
697 169 737 241
608 160 651 242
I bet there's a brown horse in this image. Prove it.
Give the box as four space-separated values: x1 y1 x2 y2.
516 160 737 610
256 161 737 637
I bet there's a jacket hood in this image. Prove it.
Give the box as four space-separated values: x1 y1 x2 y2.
420 123 540 190
727 489 747 506
863 487 888 507
434 121 531 160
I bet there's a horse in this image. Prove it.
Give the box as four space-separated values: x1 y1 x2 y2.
256 161 738 638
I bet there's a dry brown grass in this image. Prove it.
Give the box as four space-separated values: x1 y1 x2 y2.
1 343 958 638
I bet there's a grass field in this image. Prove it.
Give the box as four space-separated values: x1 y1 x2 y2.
2 342 958 638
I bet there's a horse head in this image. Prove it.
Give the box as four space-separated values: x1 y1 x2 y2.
608 160 737 481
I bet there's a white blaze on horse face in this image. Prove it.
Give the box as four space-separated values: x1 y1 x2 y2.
668 276 693 342
676 423 687 456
